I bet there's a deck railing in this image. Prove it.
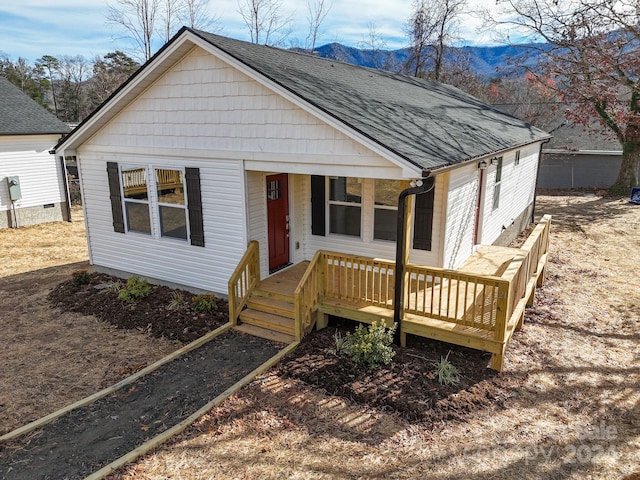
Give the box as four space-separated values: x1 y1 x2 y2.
228 240 260 325
293 250 323 340
322 253 396 307
403 266 509 332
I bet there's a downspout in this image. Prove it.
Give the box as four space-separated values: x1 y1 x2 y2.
532 138 551 224
393 173 435 344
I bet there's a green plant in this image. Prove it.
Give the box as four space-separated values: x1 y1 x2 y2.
345 320 397 369
71 270 91 286
433 352 461 386
118 276 151 303
192 293 218 312
332 329 349 355
168 291 186 310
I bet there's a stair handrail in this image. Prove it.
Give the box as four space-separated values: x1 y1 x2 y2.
293 250 324 340
228 240 260 325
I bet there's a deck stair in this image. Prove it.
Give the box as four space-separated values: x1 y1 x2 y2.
235 288 296 344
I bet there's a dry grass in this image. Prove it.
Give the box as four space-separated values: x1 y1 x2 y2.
111 194 640 479
0 208 176 435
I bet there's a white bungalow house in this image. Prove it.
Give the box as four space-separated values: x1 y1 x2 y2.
56 29 552 368
1 77 71 228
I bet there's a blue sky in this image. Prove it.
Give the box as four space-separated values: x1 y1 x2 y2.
0 0 503 63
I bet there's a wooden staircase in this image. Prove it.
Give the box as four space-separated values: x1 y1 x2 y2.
234 287 297 344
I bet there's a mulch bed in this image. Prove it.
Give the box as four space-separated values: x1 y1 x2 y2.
275 318 526 425
45 273 522 426
48 272 228 344
0 273 524 478
0 331 282 480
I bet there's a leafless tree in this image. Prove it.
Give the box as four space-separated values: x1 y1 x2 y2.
358 21 396 70
237 0 293 46
159 0 182 42
483 0 640 193
405 0 468 80
181 0 220 31
305 0 332 52
107 0 162 61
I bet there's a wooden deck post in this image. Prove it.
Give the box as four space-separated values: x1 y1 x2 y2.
490 280 511 371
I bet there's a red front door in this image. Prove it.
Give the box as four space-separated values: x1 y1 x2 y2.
267 173 290 272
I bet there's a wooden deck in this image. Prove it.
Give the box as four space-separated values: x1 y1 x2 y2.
228 215 552 371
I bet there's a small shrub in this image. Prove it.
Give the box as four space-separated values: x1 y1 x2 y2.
331 329 349 355
433 352 461 386
192 293 218 312
118 276 151 303
345 320 397 369
71 270 91 286
168 291 186 310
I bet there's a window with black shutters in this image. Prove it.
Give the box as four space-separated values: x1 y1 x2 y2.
106 162 204 246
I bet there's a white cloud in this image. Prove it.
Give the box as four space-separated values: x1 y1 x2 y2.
0 0 508 61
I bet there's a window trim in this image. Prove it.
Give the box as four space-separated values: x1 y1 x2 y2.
327 176 363 238
373 179 409 243
154 167 190 241
514 150 521 166
492 156 503 211
107 162 205 247
120 165 152 236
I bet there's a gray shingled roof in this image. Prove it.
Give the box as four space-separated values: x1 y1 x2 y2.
191 29 551 171
0 76 70 136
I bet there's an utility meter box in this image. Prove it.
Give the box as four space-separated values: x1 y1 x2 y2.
7 176 22 201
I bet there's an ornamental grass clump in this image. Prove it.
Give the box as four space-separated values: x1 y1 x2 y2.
433 351 461 386
118 276 151 303
345 320 397 369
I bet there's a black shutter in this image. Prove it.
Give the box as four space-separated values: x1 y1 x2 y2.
413 186 435 251
185 167 205 247
106 162 125 233
310 175 326 236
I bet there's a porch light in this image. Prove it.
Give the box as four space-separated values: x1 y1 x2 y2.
410 179 424 188
478 160 488 170
490 156 500 165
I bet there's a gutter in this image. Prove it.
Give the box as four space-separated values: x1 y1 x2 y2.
393 172 435 344
532 138 552 224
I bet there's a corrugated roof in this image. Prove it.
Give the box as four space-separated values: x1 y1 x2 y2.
191 29 551 171
0 76 70 136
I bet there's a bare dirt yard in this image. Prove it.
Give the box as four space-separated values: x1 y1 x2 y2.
1 195 639 479
0 208 176 436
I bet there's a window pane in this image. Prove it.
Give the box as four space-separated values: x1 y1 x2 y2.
156 169 185 205
159 206 187 239
330 177 361 203
122 167 148 200
374 179 409 206
374 209 398 241
495 157 503 183
125 201 151 234
329 204 361 236
493 184 501 210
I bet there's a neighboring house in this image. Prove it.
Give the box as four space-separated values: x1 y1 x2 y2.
0 77 71 228
55 28 550 296
540 122 624 189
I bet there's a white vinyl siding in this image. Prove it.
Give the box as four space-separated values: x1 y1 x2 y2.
0 135 65 212
481 143 541 244
304 175 445 267
443 163 479 269
85 47 408 179
78 153 246 295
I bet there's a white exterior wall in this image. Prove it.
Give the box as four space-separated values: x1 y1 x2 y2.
77 46 412 291
0 135 65 211
443 163 479 270
78 152 246 294
301 174 447 267
480 143 541 244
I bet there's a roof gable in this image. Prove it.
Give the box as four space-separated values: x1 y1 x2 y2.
191 30 550 170
0 77 70 136
57 28 550 170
